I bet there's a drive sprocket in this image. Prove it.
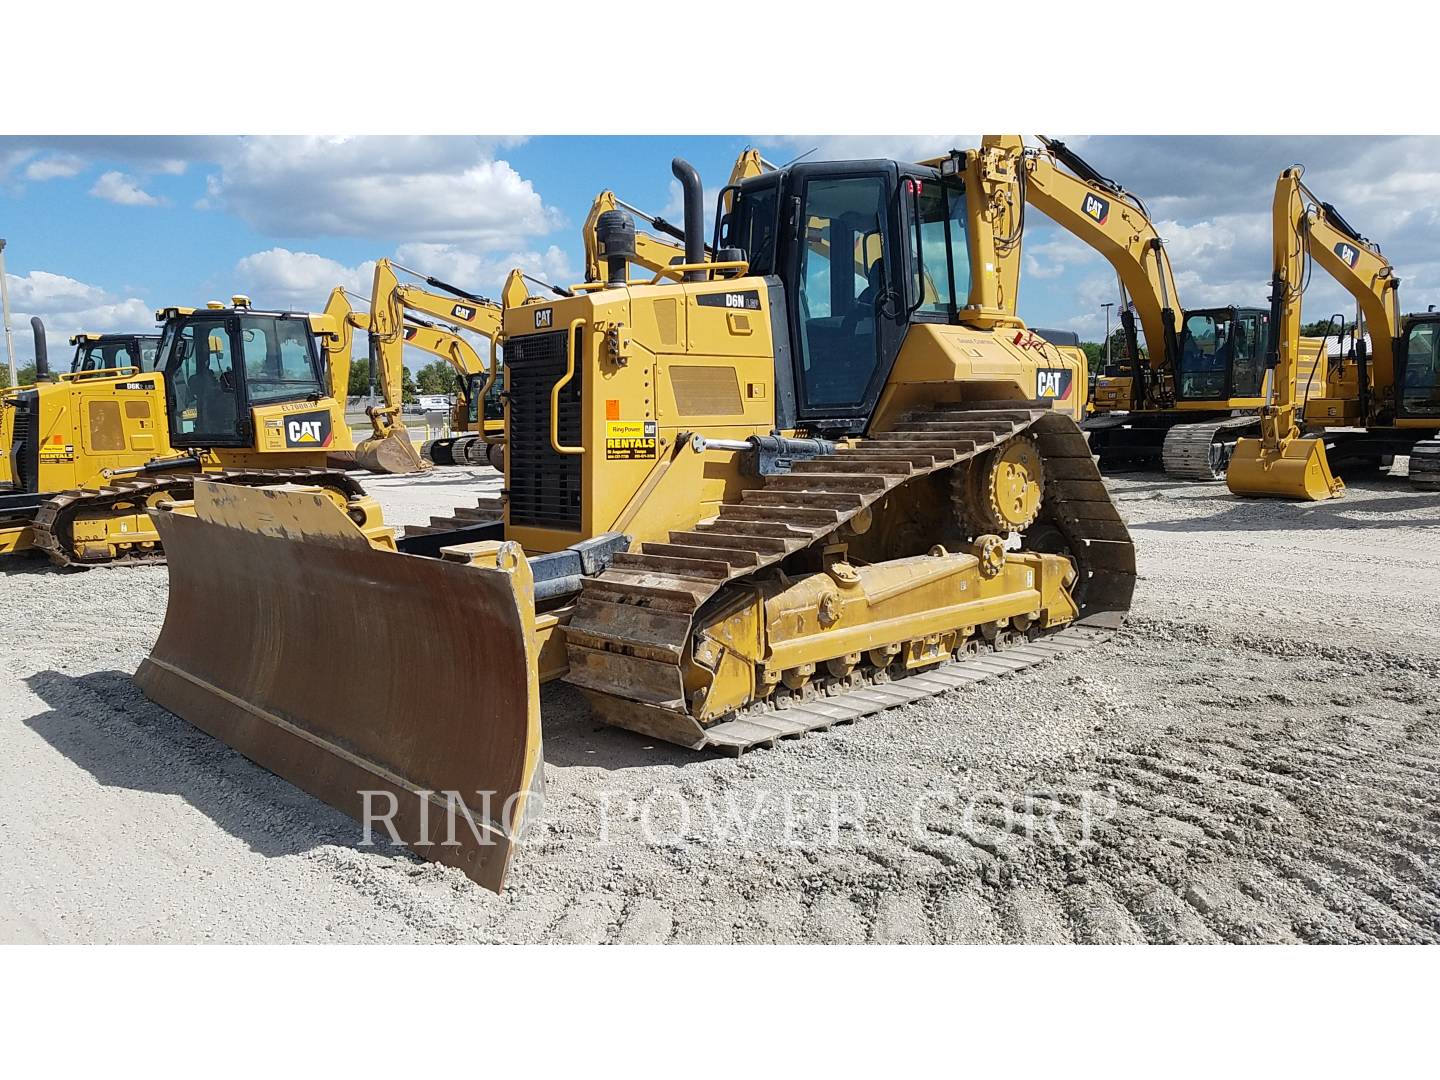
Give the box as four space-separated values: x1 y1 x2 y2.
955 434 1045 534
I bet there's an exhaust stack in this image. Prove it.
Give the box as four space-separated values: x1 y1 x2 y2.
671 158 706 281
30 317 48 379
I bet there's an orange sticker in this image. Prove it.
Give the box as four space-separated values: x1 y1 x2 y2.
605 398 621 420
52 434 64 444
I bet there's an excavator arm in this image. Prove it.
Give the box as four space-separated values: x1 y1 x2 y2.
1000 135 1182 408
1290 186 1401 425
1226 167 1345 501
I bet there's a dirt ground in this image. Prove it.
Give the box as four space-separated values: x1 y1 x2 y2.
2 464 1437 943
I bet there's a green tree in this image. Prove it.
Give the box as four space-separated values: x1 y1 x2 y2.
0 362 39 389
414 359 458 397
346 354 373 397
1079 341 1103 373
1301 319 1352 338
400 367 418 405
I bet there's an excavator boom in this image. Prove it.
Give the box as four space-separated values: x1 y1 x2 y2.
1227 167 1343 501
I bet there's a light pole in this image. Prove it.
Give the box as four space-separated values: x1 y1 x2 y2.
0 239 15 388
1100 301 1114 370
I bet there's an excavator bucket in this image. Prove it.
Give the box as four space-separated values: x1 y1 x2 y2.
354 427 430 474
1226 435 1345 501
134 481 544 892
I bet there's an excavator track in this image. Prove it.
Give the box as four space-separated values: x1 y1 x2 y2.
32 468 365 568
564 406 1135 752
1161 415 1260 480
1410 439 1440 490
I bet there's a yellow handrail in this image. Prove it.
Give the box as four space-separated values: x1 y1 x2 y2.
59 365 142 382
646 260 750 285
550 318 586 455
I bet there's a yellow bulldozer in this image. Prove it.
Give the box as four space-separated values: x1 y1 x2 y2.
136 146 1136 891
1 295 392 564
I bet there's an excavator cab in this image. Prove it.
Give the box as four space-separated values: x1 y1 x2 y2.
1174 307 1268 402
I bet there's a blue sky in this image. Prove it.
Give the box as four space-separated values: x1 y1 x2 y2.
4 134 1439 367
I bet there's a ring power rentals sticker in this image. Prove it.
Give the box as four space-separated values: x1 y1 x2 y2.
282 409 335 448
1036 368 1074 401
605 419 658 460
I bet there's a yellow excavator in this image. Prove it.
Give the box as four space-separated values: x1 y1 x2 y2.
0 294 393 564
995 135 1299 479
347 258 512 471
1229 165 1439 498
137 145 1134 891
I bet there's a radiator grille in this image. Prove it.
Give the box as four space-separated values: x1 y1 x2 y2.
506 329 582 530
11 392 39 494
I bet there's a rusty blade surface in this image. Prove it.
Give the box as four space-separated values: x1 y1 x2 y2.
134 482 542 893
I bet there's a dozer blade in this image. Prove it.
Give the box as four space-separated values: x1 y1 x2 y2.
1226 436 1345 501
135 481 543 893
354 427 431 474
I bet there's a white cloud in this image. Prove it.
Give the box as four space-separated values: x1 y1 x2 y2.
202 136 557 245
3 270 153 365
233 248 375 309
89 170 163 207
23 154 85 181
393 242 577 296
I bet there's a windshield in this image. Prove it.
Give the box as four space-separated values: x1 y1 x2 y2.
239 316 325 404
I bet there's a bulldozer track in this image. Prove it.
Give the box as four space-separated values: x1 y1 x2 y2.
400 495 504 539
32 468 365 568
1161 416 1260 480
564 406 1135 752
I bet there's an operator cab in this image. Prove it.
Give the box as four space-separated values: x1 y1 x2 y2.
70 334 163 375
1173 306 1268 401
1397 313 1440 420
462 369 505 426
718 158 970 436
155 304 328 447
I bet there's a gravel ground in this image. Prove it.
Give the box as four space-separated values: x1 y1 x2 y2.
2 464 1438 943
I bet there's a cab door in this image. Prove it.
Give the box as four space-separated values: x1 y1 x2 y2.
1397 316 1440 422
164 317 248 447
784 164 906 433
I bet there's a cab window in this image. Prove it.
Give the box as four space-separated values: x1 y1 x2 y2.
241 317 324 404
910 178 966 317
723 181 780 276
1231 312 1265 397
1402 322 1440 416
1176 312 1231 400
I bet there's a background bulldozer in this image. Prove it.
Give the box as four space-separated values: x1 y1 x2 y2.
138 144 1136 892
